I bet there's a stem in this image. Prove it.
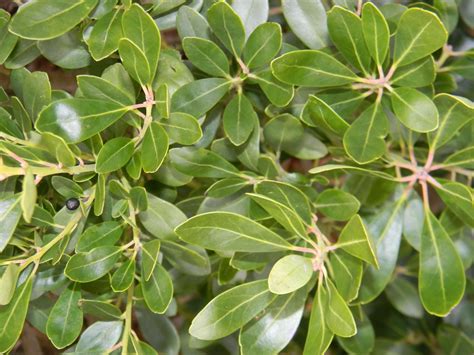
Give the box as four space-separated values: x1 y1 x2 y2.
0 164 96 179
424 148 435 170
292 246 318 256
420 181 430 211
121 284 134 355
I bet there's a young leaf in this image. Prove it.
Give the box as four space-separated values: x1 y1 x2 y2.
419 211 466 316
243 23 282 69
141 239 161 281
76 221 123 253
141 122 169 173
182 37 230 78
393 8 448 67
46 283 83 349
9 0 98 40
65 246 123 283
87 9 123 61
142 263 173 314
223 93 258 146
96 137 134 174
316 189 360 221
189 280 276 340
207 1 246 58
36 99 128 143
21 169 36 223
0 263 20 306
361 2 390 66
326 280 356 338
271 50 358 87
327 6 371 75
343 102 389 164
336 214 378 267
76 321 123 353
268 255 313 294
111 258 135 292
160 112 202 145
175 212 293 252
0 194 22 252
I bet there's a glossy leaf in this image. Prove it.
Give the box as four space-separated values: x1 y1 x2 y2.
183 37 230 78
141 239 161 281
161 112 202 145
330 250 363 302
0 195 22 252
0 264 20 306
391 57 436 88
118 38 151 85
301 95 349 136
361 2 389 66
111 258 135 292
76 221 123 253
77 74 134 106
232 0 268 37
65 246 122 282
87 9 123 61
141 122 169 173
326 280 356 338
268 255 313 294
243 22 282 69
316 189 360 221
76 321 123 352
96 137 134 174
142 263 173 314
385 276 423 319
223 93 258 146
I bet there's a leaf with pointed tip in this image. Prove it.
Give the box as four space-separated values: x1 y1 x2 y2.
142 263 173 314
232 0 268 38
272 50 358 87
343 102 388 164
268 255 313 294
419 211 465 316
87 9 123 61
141 239 161 281
243 23 281 69
175 212 293 252
0 194 22 252
183 37 230 78
301 95 349 136
361 2 389 66
96 137 134 174
46 283 83 349
190 280 276 341
326 280 356 338
224 93 258 146
141 122 169 173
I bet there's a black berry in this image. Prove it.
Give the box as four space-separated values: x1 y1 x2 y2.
66 198 80 211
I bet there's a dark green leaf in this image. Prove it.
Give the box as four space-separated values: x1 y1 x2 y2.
96 137 134 174
183 37 230 78
142 263 173 314
141 122 169 173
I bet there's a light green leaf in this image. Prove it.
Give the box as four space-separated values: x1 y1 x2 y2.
326 280 356 338
77 74 134 106
0 263 20 306
393 8 448 67
183 37 230 78
282 0 328 49
76 321 123 352
316 189 360 221
0 195 22 252
175 211 293 253
87 9 123 61
46 283 83 349
391 87 439 133
391 56 436 88
81 300 122 321
361 2 390 66
96 137 134 174
223 93 258 146
301 95 349 136
9 0 98 40
232 0 268 38
154 84 169 119
189 280 276 340
0 275 33 353
207 1 245 57
419 211 465 316
111 258 135 292
141 122 169 173
142 263 173 314
21 169 36 223
403 194 424 251
271 50 358 87
343 102 388 164
336 214 378 267
243 23 281 69
36 99 128 143
76 221 123 253
330 250 363 302
141 239 161 281
23 71 51 120
443 146 474 169
118 38 151 85
65 246 122 282
160 112 202 145
268 255 313 294
328 6 371 75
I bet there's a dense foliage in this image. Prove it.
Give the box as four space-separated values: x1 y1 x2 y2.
0 0 473 354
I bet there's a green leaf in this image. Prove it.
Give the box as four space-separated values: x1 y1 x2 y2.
36 99 128 143
76 221 123 253
251 70 294 107
264 113 304 152
268 255 313 294
330 250 363 302
87 9 123 61
141 122 169 173
0 11 18 65
239 287 306 355
282 0 328 49
154 84 169 119
391 57 436 88
391 87 439 133
77 74 134 106
4 39 40 69
393 8 448 67
0 275 33 353
428 94 474 150
169 147 240 178
207 1 245 58
361 2 390 66
271 50 358 87
189 280 276 341
23 71 51 120
176 6 211 40
175 212 293 252
139 193 187 240
337 313 375 354
315 189 360 221
303 285 333 355
206 177 248 198
0 264 20 306
9 0 98 40
171 78 231 117
122 4 161 81
142 263 173 314
20 170 36 224
96 137 134 174
343 102 388 164
51 175 83 198
435 182 474 227
183 37 230 78
328 6 371 75
403 195 423 251
232 0 268 38
141 239 161 281
336 214 378 267
326 280 356 338
419 211 465 316
65 246 123 283
111 258 135 292
385 276 423 319
160 112 202 145
443 146 474 169
223 93 258 146
243 23 282 69
161 240 211 276
130 186 148 212
46 283 83 349
437 325 474 355
301 95 349 136
81 300 122 320
118 38 151 85
76 321 123 352
0 195 22 252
